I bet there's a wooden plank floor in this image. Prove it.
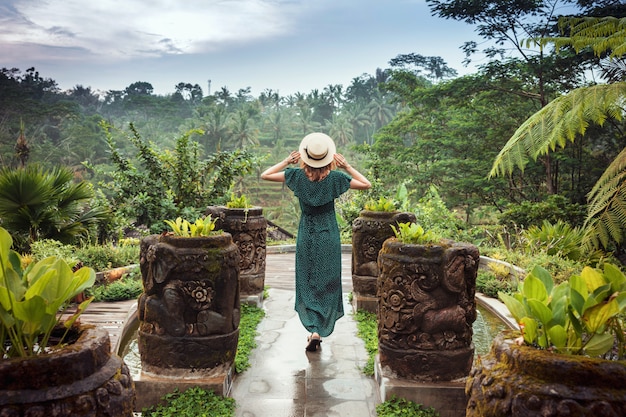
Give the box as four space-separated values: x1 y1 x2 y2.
69 298 137 353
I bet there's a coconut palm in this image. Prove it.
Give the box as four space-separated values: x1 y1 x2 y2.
489 16 626 253
0 164 108 251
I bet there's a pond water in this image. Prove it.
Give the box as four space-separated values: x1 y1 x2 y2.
120 303 507 378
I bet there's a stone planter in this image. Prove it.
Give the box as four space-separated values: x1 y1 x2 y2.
351 210 416 312
207 206 267 305
377 238 479 382
466 331 626 417
137 233 240 378
0 325 135 416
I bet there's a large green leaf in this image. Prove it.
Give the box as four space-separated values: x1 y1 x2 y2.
522 274 548 302
499 292 527 323
528 299 553 328
581 266 607 293
520 317 538 346
584 299 620 334
548 325 567 351
584 333 615 357
603 263 626 292
12 295 47 337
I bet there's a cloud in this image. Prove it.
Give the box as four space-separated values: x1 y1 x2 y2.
1 0 310 61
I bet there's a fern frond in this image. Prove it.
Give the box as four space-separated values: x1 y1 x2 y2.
556 17 626 59
490 83 626 178
583 147 626 251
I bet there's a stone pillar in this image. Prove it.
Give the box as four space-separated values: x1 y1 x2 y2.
137 233 240 379
351 210 416 312
208 206 267 306
377 238 478 381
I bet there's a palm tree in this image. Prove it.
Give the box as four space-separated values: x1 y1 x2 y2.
0 165 107 251
489 16 626 253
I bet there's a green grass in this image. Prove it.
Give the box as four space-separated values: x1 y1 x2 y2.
235 303 265 374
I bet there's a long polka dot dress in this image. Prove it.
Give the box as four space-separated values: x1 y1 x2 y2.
285 168 352 337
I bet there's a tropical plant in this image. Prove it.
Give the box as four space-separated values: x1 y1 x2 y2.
522 219 585 261
163 216 220 237
364 196 397 212
391 222 440 245
0 227 96 357
499 262 626 358
489 16 626 253
226 193 252 209
0 165 108 252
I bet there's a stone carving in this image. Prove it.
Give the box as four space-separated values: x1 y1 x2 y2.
351 210 416 312
466 332 626 417
377 239 479 381
0 326 135 416
137 233 240 377
207 206 267 298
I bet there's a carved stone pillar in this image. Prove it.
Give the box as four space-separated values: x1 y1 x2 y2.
137 233 240 378
377 238 479 381
207 206 267 305
466 331 626 417
351 210 416 312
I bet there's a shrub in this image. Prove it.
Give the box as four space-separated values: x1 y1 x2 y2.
88 271 143 302
499 195 586 229
476 271 516 299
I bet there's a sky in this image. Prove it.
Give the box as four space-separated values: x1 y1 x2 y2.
1 0 485 97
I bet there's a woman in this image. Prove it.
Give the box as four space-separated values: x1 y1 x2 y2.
261 132 371 351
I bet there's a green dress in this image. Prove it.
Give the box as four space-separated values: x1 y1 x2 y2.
285 168 352 337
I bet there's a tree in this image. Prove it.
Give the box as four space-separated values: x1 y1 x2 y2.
489 16 626 253
426 0 614 194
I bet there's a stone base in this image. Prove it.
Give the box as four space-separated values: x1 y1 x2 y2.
241 292 264 308
375 356 467 417
134 367 234 412
351 293 378 313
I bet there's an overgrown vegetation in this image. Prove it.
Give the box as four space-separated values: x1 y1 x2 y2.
376 396 439 417
142 387 236 417
235 303 266 373
88 271 143 302
354 309 378 376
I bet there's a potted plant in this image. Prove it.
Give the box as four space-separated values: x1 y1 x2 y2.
466 263 626 416
137 215 241 381
0 226 136 416
352 189 416 312
377 222 479 382
207 193 267 305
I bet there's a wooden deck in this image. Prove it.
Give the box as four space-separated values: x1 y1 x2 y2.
72 298 137 353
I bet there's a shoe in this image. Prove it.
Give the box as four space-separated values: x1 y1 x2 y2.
305 333 322 352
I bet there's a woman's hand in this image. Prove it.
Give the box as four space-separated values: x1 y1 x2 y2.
334 153 350 169
285 151 300 165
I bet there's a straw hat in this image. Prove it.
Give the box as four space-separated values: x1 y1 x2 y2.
298 132 336 168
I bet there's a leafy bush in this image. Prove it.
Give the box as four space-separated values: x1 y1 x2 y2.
523 219 585 261
355 310 378 376
29 240 139 272
142 387 235 417
499 195 586 229
376 396 439 417
88 271 143 302
499 263 626 358
391 222 440 245
476 271 516 299
235 303 265 373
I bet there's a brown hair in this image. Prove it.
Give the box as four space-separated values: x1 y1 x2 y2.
302 160 335 181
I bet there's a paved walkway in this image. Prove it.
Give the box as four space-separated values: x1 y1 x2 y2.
231 250 381 417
